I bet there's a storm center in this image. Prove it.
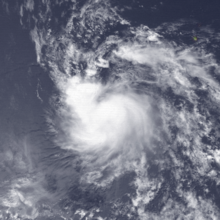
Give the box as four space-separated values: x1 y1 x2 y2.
63 76 151 158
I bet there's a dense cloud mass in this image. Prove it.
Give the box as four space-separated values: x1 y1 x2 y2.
63 77 151 153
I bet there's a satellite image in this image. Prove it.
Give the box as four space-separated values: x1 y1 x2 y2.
1 0 220 219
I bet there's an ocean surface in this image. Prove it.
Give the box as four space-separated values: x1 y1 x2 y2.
1 0 220 219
